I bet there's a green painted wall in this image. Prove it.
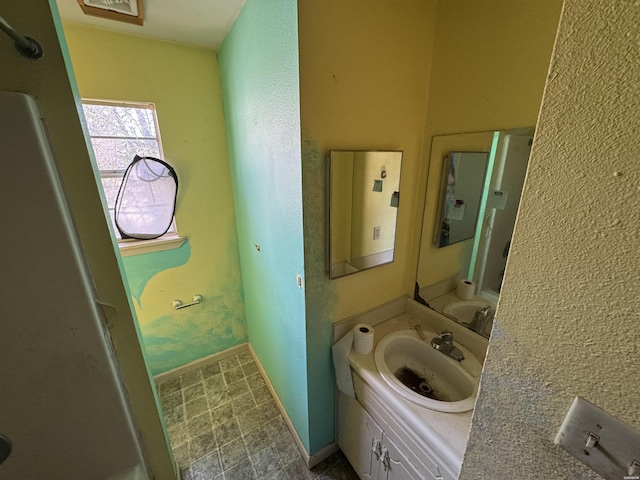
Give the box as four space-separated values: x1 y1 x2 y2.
218 0 312 452
63 24 247 375
301 140 339 452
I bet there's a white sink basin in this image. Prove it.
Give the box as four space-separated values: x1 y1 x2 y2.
443 301 495 337
443 301 490 326
374 329 480 413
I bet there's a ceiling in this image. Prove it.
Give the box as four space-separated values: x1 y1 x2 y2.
55 0 246 50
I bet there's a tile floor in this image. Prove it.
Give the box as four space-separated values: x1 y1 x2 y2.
157 349 359 480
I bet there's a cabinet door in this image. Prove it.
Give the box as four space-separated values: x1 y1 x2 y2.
338 392 384 479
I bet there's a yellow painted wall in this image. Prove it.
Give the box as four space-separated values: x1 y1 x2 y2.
416 0 563 288
62 23 246 373
299 0 438 321
299 0 562 321
350 152 400 258
462 1 640 476
424 0 563 136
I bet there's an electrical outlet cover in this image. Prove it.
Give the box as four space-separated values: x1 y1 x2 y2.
555 397 640 480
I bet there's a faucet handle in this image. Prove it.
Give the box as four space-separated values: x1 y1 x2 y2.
438 331 453 343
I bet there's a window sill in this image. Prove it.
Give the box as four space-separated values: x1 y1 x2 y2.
118 235 186 257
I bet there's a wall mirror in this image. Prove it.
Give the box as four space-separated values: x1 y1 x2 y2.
434 151 489 248
328 150 402 279
416 128 534 337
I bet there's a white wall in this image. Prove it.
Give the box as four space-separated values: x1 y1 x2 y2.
0 2 174 478
0 92 147 479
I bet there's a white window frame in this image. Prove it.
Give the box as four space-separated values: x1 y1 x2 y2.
82 99 184 256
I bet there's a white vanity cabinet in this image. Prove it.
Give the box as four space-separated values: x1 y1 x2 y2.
339 391 420 480
338 370 457 480
333 299 485 480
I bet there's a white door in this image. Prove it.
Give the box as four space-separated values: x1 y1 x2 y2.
0 92 149 479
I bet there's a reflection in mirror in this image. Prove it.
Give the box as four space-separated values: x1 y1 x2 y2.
329 150 402 279
434 152 489 248
416 128 534 337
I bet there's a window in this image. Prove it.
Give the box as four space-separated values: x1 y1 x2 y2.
82 100 182 254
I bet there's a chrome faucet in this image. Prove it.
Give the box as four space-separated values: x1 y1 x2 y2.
471 305 495 335
431 331 465 362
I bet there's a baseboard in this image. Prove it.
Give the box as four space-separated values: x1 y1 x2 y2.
307 442 338 469
247 344 337 469
153 343 249 385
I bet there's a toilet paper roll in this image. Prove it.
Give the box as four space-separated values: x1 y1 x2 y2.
456 279 475 300
353 324 374 355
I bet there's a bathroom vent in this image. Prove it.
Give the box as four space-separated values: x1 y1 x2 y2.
76 0 144 26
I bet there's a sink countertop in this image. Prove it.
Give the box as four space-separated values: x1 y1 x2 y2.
347 300 489 475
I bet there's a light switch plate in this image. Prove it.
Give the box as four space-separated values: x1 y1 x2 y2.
555 397 640 479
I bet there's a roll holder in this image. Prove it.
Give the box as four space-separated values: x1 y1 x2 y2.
172 294 202 310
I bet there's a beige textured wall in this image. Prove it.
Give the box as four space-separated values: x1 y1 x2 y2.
461 1 640 478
